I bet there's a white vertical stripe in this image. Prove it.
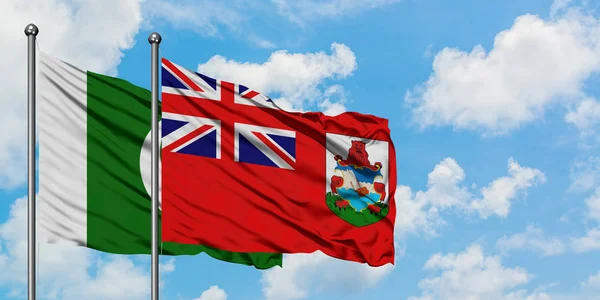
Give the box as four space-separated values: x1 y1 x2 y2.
38 52 87 246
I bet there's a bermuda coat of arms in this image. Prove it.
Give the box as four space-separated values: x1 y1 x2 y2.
326 137 389 227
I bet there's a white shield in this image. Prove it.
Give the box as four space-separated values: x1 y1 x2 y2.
325 133 390 204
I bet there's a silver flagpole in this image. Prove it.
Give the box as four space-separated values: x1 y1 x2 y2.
24 23 38 300
148 32 162 300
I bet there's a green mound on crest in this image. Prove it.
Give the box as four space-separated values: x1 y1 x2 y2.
325 192 389 227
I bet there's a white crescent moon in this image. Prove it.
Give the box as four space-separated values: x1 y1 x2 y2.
140 121 161 210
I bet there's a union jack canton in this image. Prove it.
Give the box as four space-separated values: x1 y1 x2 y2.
160 58 296 170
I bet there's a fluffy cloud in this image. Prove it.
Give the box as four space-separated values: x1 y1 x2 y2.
469 158 546 218
144 0 400 47
260 251 394 300
259 157 543 300
394 184 446 239
160 258 176 273
66 257 150 299
394 158 468 238
569 157 600 192
143 0 243 37
272 0 402 25
0 0 144 188
581 271 600 289
197 43 357 112
143 0 276 49
584 188 600 222
0 196 153 299
408 243 546 300
194 285 228 300
503 290 553 300
317 85 348 116
396 157 545 238
571 228 600 253
406 3 600 135
565 98 600 139
496 225 566 256
570 183 600 253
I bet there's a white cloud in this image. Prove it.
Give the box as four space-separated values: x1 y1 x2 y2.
469 158 546 218
571 228 600 253
272 0 402 25
260 251 394 300
409 243 545 300
194 285 228 300
421 157 471 209
564 98 600 138
569 157 600 192
157 257 176 289
146 0 401 42
496 225 566 256
144 0 243 37
585 188 600 221
263 157 544 300
160 257 176 273
317 85 348 116
197 42 357 111
248 36 278 49
581 271 600 289
394 158 469 238
406 4 600 135
394 184 446 238
504 290 553 300
318 99 347 116
550 0 576 17
570 184 600 253
396 157 545 238
65 257 150 299
0 196 154 299
0 0 144 189
424 44 434 58
143 0 277 49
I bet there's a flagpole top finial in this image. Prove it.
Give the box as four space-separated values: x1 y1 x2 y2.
24 24 39 36
148 32 162 44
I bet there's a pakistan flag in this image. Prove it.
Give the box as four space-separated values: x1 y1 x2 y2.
38 52 282 269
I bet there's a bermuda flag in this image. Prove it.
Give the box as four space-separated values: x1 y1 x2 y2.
161 58 397 266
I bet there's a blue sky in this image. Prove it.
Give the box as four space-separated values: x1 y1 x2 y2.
2 0 600 299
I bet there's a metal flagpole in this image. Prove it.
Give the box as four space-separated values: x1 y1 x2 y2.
148 32 162 300
24 23 39 300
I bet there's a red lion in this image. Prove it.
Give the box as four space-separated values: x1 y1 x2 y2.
333 141 382 171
